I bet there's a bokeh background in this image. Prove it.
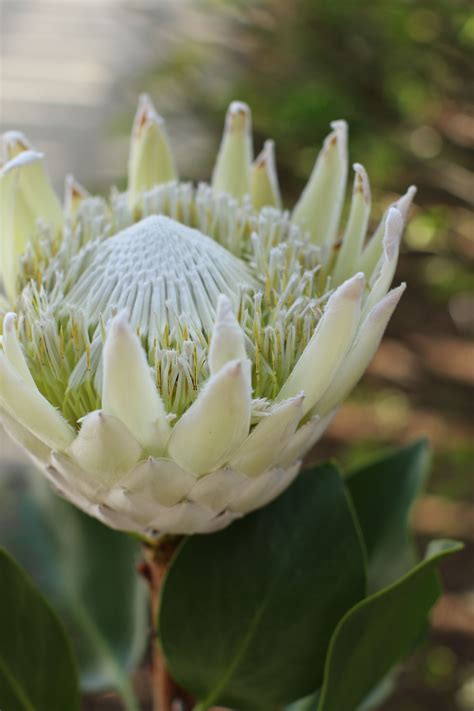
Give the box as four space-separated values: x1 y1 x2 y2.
1 1 473 709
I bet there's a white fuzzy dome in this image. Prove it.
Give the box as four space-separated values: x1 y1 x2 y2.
65 215 255 337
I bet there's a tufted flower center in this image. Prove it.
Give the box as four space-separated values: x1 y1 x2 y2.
65 215 257 338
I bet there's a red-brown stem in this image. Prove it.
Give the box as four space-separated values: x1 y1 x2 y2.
141 537 195 711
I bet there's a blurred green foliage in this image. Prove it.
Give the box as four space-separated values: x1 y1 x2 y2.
214 0 471 192
143 0 473 201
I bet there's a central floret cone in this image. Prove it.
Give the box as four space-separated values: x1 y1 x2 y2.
65 214 256 339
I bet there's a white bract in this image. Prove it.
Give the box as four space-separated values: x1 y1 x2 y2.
0 98 415 537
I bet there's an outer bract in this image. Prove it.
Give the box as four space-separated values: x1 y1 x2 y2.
0 98 415 537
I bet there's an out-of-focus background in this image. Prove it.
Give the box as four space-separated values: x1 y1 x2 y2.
1 1 473 709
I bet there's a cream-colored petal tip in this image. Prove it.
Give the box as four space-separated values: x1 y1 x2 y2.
370 282 406 319
404 185 417 201
384 207 404 256
352 163 370 198
226 359 244 378
328 119 348 146
216 293 234 320
1 150 44 175
138 92 153 109
108 309 131 332
255 139 275 165
337 272 365 299
2 129 30 143
1 130 32 153
3 312 17 332
228 100 250 115
330 119 348 131
387 281 407 301
226 101 250 128
391 185 417 222
64 173 88 195
136 93 163 125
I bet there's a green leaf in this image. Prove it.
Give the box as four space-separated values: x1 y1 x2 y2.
285 691 320 711
354 670 398 711
0 547 80 711
0 463 147 707
285 670 396 711
317 539 463 711
346 439 430 591
160 464 367 710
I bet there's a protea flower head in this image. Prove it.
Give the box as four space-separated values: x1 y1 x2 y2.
0 97 415 537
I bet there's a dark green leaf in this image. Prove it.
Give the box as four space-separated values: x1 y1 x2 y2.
160 464 367 710
0 462 147 703
286 670 396 711
0 547 80 711
285 691 320 711
346 439 430 591
317 539 462 711
355 671 398 711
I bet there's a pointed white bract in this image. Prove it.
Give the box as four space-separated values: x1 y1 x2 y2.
64 174 89 219
69 411 142 484
0 150 63 301
0 154 40 301
0 352 74 451
315 284 406 418
229 463 300 514
277 272 365 415
118 458 196 508
0 406 52 465
361 207 403 319
209 295 247 374
1 130 32 160
359 185 417 278
2 313 36 388
250 140 281 209
212 101 253 199
280 412 337 467
168 358 252 476
102 312 170 455
332 164 371 286
128 94 177 209
230 394 304 476
14 152 63 229
292 120 348 250
0 97 414 537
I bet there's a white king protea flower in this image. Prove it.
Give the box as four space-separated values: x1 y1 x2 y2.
0 97 415 537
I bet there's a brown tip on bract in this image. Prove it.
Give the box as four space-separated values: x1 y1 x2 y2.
226 101 250 132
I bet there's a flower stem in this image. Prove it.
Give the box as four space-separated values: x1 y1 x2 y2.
141 537 195 711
